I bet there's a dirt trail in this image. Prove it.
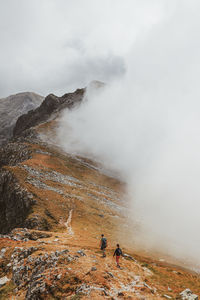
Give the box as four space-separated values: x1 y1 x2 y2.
64 209 74 235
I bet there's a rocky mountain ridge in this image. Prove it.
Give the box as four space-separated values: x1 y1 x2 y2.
13 88 84 137
0 92 44 145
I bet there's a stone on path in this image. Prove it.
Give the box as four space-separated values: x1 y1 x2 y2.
0 276 10 288
180 288 198 300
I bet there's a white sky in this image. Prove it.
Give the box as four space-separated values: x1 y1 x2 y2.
0 0 170 97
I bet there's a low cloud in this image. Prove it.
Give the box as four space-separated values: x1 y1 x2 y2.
58 0 200 270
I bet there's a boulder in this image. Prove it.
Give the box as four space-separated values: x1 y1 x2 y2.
180 289 198 300
77 250 86 256
0 276 10 288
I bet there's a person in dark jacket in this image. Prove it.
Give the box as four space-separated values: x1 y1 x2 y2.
113 244 122 267
100 234 107 257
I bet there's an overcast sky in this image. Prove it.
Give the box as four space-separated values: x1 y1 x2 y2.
0 0 170 98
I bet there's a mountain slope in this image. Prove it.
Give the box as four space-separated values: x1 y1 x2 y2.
0 138 199 299
0 92 44 145
0 87 199 299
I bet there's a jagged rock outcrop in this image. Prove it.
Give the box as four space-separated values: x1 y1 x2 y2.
0 142 31 168
0 169 35 234
0 228 51 241
0 92 43 145
10 246 70 299
13 88 85 137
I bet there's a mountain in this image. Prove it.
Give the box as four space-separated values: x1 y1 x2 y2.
0 92 44 145
13 88 84 137
0 86 199 299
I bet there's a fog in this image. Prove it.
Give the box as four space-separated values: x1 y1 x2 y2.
1 0 162 97
58 1 200 268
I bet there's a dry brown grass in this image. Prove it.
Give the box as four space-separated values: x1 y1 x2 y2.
0 140 199 299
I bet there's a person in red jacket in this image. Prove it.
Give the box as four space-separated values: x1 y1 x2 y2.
113 244 123 267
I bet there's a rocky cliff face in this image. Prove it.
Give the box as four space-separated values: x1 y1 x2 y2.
13 88 84 137
0 169 35 234
0 142 31 168
0 141 34 233
0 92 44 145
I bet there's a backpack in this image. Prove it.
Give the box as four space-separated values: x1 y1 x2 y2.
115 248 122 256
101 237 107 248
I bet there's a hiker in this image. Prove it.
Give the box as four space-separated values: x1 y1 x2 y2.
113 244 123 267
100 234 107 257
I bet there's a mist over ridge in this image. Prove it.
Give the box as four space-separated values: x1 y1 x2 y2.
58 1 200 268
